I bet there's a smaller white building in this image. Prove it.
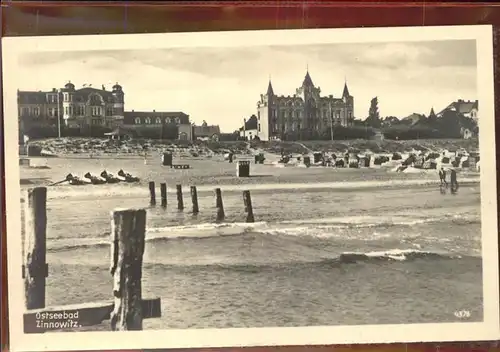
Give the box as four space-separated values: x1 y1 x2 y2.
240 128 258 140
239 114 260 140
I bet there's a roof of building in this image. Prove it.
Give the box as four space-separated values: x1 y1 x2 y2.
17 91 49 104
193 125 221 137
239 115 258 131
342 82 350 97
123 111 190 124
18 84 121 105
267 80 274 95
438 99 478 116
402 113 426 126
263 70 350 102
302 71 314 87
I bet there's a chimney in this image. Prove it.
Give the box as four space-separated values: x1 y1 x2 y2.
52 88 56 92
153 109 155 112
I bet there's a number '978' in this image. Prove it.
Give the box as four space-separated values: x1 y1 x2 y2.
454 310 471 318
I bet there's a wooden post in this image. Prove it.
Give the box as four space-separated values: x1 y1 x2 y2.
176 184 184 210
243 190 254 223
160 183 167 208
148 181 156 206
215 188 225 222
190 186 199 214
110 208 147 331
24 187 48 310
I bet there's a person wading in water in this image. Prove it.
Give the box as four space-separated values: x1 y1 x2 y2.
439 167 448 187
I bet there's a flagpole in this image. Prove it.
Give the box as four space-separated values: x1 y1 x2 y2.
329 103 333 141
57 88 61 138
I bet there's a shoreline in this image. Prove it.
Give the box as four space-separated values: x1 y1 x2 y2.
19 178 480 199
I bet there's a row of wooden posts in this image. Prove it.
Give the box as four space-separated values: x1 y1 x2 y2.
147 181 255 223
22 184 256 333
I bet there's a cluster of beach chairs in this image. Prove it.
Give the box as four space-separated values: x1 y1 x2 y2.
276 148 479 171
64 169 140 186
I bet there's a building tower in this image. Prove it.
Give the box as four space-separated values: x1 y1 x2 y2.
256 79 274 141
342 81 354 125
112 83 125 126
296 69 321 130
61 81 76 125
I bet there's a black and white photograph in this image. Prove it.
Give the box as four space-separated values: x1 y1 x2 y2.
3 25 499 351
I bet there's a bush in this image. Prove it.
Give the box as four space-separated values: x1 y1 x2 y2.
382 126 445 140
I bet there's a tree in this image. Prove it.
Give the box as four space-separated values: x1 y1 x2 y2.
365 97 381 128
382 116 400 127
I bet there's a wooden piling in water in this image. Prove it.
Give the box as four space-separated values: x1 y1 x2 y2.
160 183 167 208
215 188 225 222
110 208 147 331
190 186 199 214
23 187 48 310
242 190 254 223
148 181 156 206
176 184 184 210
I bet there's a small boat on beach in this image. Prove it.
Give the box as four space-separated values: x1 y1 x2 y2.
84 172 107 185
117 169 140 183
65 173 89 186
100 170 122 184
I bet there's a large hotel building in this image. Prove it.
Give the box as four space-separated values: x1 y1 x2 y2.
17 82 195 140
256 70 354 141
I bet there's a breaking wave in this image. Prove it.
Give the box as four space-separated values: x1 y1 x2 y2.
143 249 469 272
47 212 480 253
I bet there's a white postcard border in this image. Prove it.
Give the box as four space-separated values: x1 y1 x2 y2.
2 25 499 352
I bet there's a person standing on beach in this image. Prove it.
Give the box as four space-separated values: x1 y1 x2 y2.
450 168 459 192
439 167 448 187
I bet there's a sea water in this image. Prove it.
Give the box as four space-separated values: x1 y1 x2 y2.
20 179 483 330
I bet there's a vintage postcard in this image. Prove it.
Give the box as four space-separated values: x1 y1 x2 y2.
2 25 499 351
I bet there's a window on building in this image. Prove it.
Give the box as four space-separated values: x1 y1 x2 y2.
33 107 40 116
106 108 113 116
145 117 151 124
91 107 102 117
258 123 261 132
69 95 73 102
64 93 69 102
134 117 141 124
65 107 69 115
155 117 162 124
47 94 56 103
175 117 180 124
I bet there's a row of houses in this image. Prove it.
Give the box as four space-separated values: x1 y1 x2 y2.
17 82 221 142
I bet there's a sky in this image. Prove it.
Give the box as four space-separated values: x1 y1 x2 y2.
17 40 477 133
